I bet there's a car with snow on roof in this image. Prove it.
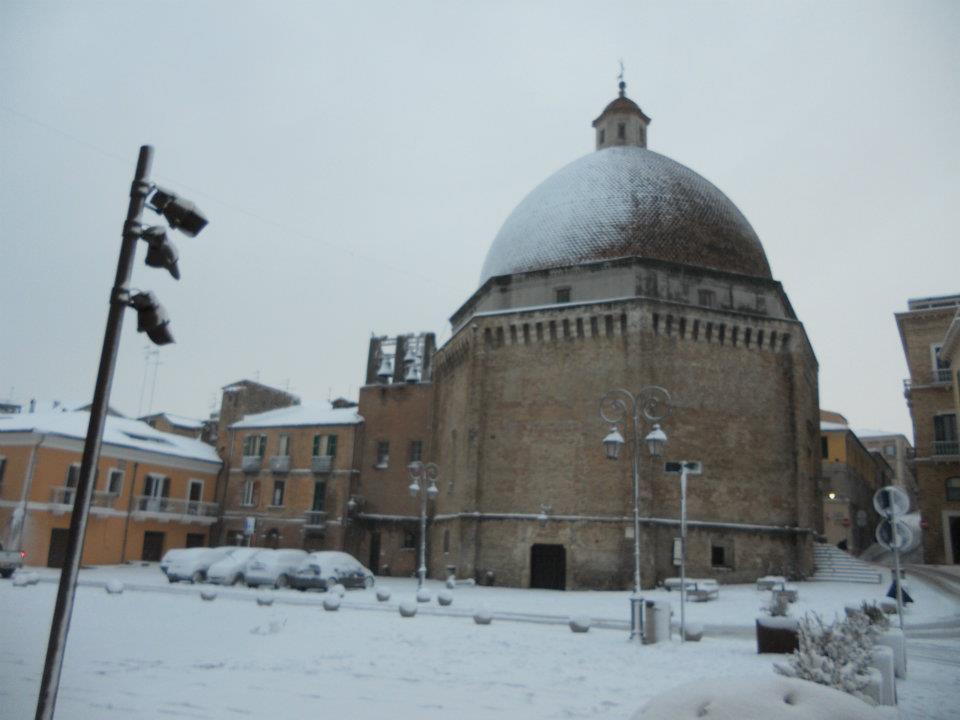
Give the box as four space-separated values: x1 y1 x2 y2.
206 547 264 586
290 551 375 591
244 549 308 589
166 547 235 583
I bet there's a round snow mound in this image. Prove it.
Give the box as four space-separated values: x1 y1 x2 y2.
416 588 431 603
256 596 274 607
376 588 391 602
437 591 453 606
683 623 704 642
323 596 341 611
569 616 591 633
399 601 418 618
200 590 217 601
474 610 493 625
105 580 125 595
631 676 884 720
331 583 346 597
12 574 32 588
445 577 456 589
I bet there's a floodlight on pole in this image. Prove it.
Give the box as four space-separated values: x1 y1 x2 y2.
147 187 208 237
140 225 181 279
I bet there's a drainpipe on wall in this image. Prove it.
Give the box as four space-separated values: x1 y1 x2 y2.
12 433 46 553
119 461 139 564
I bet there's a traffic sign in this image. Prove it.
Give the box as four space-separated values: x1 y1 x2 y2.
874 486 909 517
876 518 913 551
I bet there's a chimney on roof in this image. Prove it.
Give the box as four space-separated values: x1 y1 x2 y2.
29 398 36 413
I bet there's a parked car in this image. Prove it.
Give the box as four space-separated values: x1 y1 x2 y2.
244 549 308 589
159 548 194 577
166 547 235 583
290 551 375 591
206 547 264 586
0 541 26 579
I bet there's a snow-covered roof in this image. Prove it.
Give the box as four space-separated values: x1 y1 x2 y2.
819 421 849 432
230 402 362 429
158 413 205 430
0 410 220 464
853 428 902 440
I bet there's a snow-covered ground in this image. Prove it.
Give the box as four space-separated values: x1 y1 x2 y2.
1 564 958 719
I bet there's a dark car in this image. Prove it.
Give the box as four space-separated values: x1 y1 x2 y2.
290 551 375 591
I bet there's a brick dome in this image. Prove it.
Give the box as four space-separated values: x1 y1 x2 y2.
479 145 772 283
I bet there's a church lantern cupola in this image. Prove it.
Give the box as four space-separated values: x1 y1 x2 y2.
592 72 651 150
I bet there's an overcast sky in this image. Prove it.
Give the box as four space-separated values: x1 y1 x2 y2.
1 0 957 438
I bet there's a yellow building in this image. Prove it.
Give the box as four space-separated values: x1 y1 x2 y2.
0 410 221 567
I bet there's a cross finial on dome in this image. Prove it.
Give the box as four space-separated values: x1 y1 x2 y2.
618 59 626 97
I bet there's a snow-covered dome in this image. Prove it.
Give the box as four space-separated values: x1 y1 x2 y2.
479 145 771 284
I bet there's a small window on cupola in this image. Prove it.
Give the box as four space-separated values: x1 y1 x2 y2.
599 128 605 144
617 123 626 139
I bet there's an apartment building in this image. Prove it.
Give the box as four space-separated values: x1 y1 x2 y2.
0 410 221 566
218 400 363 552
897 294 960 563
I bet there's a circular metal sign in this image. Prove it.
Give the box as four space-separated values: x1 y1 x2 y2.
876 518 913 551
873 485 910 517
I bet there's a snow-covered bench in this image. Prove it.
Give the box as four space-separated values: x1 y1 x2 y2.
756 575 787 591
663 578 719 601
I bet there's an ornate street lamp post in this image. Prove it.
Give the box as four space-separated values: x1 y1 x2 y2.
600 386 671 640
407 461 439 589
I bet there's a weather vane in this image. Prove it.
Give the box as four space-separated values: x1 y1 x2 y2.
618 59 626 95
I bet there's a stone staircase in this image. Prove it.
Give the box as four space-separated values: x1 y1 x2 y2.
811 542 884 584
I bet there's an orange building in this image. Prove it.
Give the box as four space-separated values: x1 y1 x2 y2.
0 410 221 567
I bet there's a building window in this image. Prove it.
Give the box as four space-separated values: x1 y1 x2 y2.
313 434 338 457
555 287 571 304
821 437 829 459
0 455 5 494
933 413 959 455
599 128 605 144
443 528 450 554
409 440 423 462
375 441 390 468
242 477 256 506
271 479 285 506
66 463 80 488
243 434 267 457
947 478 960 502
312 434 321 457
884 444 896 457
617 122 625 139
932 344 951 382
402 529 417 549
187 479 203 513
711 544 729 567
278 434 290 457
326 434 338 457
106 468 124 495
698 289 715 308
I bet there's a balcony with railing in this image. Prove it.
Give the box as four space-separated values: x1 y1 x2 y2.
132 495 219 521
904 370 954 392
304 510 328 529
241 455 262 473
311 455 333 474
933 440 960 458
49 488 124 514
269 455 291 473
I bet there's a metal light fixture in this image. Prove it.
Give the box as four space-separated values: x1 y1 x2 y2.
130 291 174 345
407 460 440 588
408 480 420 498
148 187 208 237
141 226 180 279
603 426 625 460
645 424 667 458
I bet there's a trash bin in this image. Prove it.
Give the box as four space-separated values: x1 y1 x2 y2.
643 600 671 644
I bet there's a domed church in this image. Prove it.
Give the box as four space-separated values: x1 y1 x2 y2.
353 81 822 590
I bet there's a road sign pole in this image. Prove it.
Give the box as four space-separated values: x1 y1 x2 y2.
891 515 904 631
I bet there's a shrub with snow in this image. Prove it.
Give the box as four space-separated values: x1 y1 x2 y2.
569 616 590 633
105 580 125 595
399 601 417 618
437 591 453 606
774 611 879 704
762 591 791 618
416 588 431 603
331 583 346 597
375 588 391 602
323 595 341 611
12 572 38 587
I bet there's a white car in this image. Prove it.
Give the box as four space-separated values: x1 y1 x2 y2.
166 547 235 583
159 548 195 576
244 549 308 589
206 547 264 586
